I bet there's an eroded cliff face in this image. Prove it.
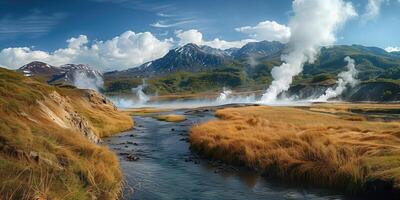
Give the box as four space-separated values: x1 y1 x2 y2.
38 91 99 143
36 90 132 143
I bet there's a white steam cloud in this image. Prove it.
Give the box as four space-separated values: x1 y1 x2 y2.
361 0 384 23
260 0 357 103
385 46 400 52
216 87 233 103
73 70 104 92
315 56 358 101
131 79 150 105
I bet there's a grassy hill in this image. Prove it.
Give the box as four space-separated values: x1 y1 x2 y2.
103 45 400 101
0 68 133 199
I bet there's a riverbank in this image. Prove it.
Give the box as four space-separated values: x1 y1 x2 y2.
190 103 400 198
106 107 348 199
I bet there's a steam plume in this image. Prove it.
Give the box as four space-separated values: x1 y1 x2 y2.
315 56 358 101
261 0 357 103
216 87 233 103
73 70 104 91
131 79 149 104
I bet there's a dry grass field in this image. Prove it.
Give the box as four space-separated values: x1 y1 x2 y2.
190 103 400 196
155 114 186 122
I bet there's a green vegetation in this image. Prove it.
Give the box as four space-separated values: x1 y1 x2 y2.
105 67 249 95
0 68 133 199
104 45 400 98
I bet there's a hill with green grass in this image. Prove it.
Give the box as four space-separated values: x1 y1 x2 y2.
103 43 400 101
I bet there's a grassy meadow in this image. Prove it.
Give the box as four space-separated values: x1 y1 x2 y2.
190 103 400 196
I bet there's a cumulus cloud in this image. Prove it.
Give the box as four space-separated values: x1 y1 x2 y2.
176 29 203 46
175 29 256 50
0 31 172 70
361 0 384 23
385 46 400 52
235 20 291 43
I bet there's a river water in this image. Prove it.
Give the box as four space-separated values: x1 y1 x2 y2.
105 107 353 200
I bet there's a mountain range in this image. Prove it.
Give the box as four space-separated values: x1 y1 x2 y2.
105 41 287 77
17 61 103 86
14 40 400 101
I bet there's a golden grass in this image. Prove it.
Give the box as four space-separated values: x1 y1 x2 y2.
0 68 132 199
190 105 400 194
64 90 134 137
155 114 186 122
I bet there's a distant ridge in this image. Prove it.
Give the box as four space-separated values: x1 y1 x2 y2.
17 61 102 86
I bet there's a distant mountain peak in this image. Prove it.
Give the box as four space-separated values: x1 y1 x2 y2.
116 43 232 77
18 61 61 77
17 62 102 86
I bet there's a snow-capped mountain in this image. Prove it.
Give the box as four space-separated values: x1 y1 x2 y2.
17 62 102 87
106 41 287 77
114 43 232 77
18 61 63 77
231 41 285 59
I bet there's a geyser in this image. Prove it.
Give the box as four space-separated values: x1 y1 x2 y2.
73 70 104 91
260 0 357 103
131 79 150 104
315 56 358 101
216 87 233 103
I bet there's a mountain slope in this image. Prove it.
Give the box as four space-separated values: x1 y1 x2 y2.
18 61 62 78
17 61 103 88
109 43 232 77
231 40 285 60
0 67 133 199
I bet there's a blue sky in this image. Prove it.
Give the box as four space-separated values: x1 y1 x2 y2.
0 0 399 70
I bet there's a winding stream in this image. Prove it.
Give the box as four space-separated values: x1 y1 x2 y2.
105 107 354 200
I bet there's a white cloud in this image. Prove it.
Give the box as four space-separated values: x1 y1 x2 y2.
175 29 256 50
385 46 400 52
176 29 203 46
203 38 256 50
235 20 291 43
0 31 172 71
361 0 384 23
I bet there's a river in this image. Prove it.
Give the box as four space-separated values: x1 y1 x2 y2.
105 106 354 200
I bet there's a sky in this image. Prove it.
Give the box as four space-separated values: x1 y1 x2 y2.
0 0 399 71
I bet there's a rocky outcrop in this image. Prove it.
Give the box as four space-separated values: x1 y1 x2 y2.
87 90 117 110
39 91 102 143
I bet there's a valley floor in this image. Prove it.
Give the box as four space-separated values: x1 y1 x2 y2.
190 103 400 198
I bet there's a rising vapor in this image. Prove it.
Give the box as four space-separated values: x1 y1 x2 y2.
216 87 233 103
260 0 357 103
131 79 150 104
73 70 104 91
315 56 358 101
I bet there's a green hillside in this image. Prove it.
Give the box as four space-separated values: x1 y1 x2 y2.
104 45 400 98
